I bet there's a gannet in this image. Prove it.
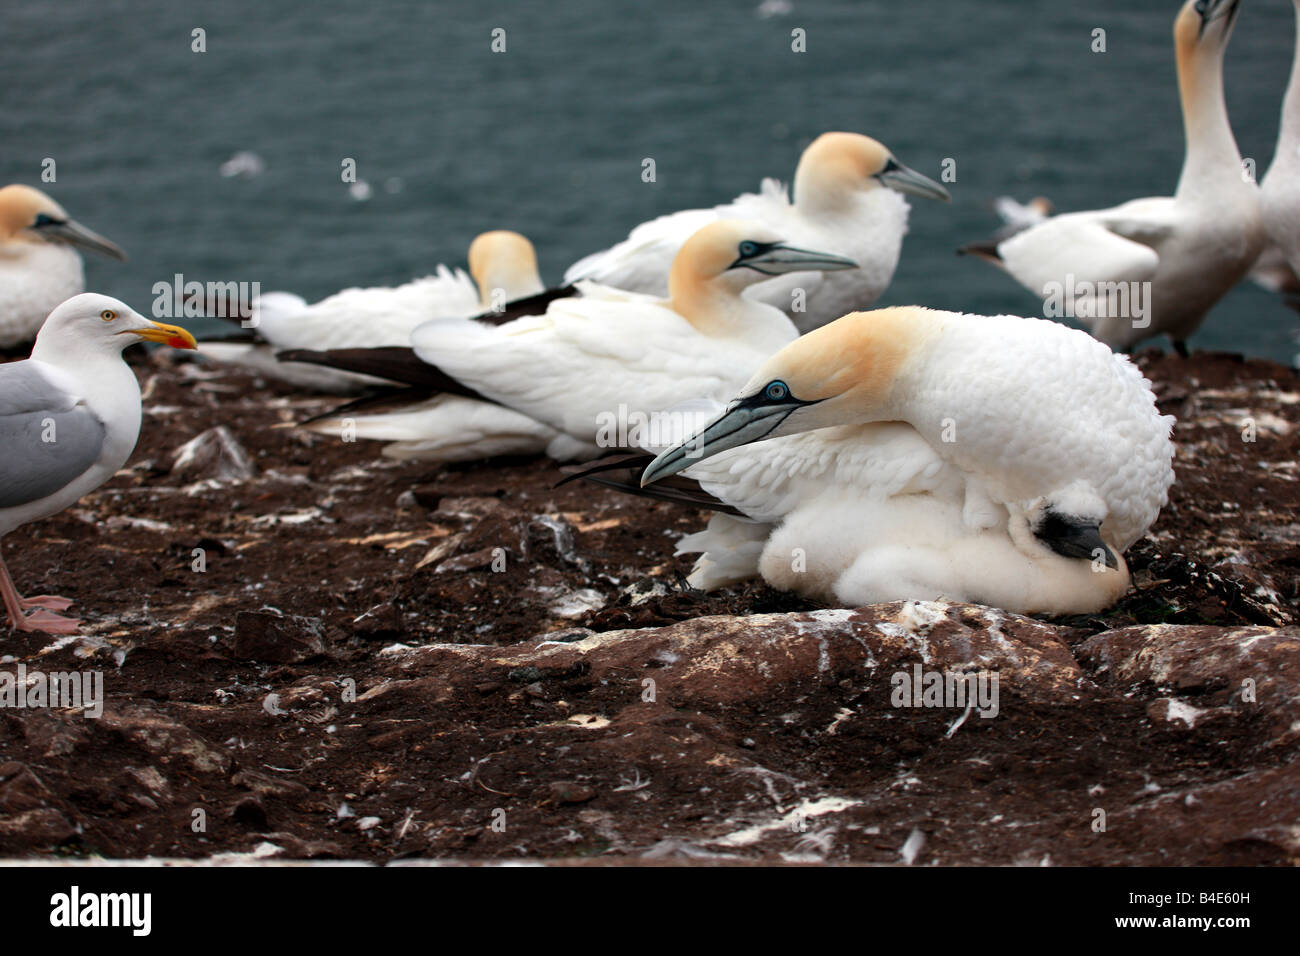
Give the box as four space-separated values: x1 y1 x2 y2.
1259 0 1300 295
564 132 949 333
960 0 1261 355
0 294 196 634
0 185 127 349
302 221 857 462
197 230 546 392
637 306 1175 614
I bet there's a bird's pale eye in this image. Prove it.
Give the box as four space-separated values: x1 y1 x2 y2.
100 310 117 321
739 241 758 257
765 380 789 401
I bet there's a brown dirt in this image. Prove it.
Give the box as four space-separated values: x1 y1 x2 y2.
0 347 1297 864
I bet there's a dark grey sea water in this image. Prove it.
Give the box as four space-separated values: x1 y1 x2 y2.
2 0 1296 359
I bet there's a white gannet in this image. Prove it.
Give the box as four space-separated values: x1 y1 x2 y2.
564 132 949 333
0 185 127 349
637 306 1175 615
197 230 547 392
302 220 857 463
0 293 196 634
960 0 1261 355
1258 0 1300 297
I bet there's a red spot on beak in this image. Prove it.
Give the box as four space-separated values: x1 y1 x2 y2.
169 336 196 350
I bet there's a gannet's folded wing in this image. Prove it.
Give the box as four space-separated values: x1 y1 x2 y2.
684 423 961 524
563 209 718 290
563 177 794 291
1101 197 1181 245
411 295 742 441
997 203 1171 292
257 267 481 350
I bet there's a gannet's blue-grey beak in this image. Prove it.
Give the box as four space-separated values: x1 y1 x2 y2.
30 215 128 261
1197 0 1240 39
729 241 858 276
877 159 951 202
641 380 815 486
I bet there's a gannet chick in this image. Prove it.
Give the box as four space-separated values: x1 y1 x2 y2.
0 294 196 634
303 220 857 462
0 185 127 349
960 0 1261 355
565 132 949 333
639 307 1175 613
196 230 546 392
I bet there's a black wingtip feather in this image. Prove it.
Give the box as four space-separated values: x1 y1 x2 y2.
556 454 743 516
297 385 438 426
276 346 494 404
474 284 578 326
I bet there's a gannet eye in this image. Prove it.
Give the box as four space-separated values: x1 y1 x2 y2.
100 310 117 321
764 380 789 401
739 241 759 258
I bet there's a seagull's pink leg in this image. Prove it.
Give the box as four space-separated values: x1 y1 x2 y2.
20 595 76 611
0 552 28 628
13 610 81 634
0 551 81 635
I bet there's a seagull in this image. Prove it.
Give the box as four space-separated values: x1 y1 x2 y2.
633 306 1175 615
564 132 950 333
0 293 196 634
1258 0 1300 301
197 230 546 392
0 185 127 349
299 220 857 462
959 0 1261 355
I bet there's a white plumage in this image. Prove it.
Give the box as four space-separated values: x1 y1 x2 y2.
641 307 1175 615
564 132 949 333
197 231 545 391
887 313 1174 551
964 0 1261 353
318 393 565 463
249 268 481 350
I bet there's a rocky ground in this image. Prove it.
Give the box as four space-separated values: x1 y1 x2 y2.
0 347 1297 865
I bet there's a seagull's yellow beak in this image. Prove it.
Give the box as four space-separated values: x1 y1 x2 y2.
128 320 198 350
